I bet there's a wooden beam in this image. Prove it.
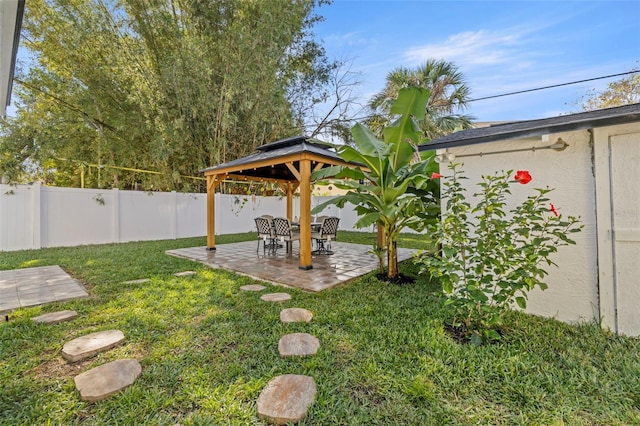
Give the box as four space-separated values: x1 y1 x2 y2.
298 159 312 270
207 174 225 191
277 182 299 193
225 174 291 185
202 152 367 178
313 162 325 172
285 162 301 181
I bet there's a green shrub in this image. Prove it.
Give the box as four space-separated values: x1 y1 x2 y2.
417 164 583 344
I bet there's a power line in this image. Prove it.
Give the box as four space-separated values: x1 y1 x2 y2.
305 69 640 129
468 70 639 102
56 157 207 183
14 78 118 132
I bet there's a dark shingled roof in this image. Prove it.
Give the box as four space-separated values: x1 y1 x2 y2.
255 135 335 152
419 103 640 151
201 135 345 181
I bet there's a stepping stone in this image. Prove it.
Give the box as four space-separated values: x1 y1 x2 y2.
123 278 150 284
240 284 266 292
257 374 316 425
260 293 292 302
174 271 196 277
32 310 78 324
74 358 141 402
280 308 313 323
278 333 320 357
62 330 125 363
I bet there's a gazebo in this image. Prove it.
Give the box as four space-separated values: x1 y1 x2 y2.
201 135 366 270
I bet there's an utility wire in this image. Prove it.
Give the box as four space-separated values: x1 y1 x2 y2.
304 69 640 128
14 78 118 132
15 67 639 131
468 70 639 102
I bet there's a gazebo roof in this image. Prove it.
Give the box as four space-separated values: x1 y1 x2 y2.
201 135 355 182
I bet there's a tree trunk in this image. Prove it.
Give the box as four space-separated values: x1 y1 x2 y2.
387 238 398 279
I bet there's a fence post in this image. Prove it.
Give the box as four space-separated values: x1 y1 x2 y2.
32 182 42 249
112 188 120 243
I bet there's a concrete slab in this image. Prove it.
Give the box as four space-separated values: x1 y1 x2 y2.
280 308 313 323
74 358 142 402
123 278 150 284
261 293 292 302
0 266 88 313
32 310 78 324
278 333 320 357
62 330 125 363
240 284 266 292
257 374 316 425
167 242 417 292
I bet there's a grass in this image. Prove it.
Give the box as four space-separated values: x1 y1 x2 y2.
1 232 639 425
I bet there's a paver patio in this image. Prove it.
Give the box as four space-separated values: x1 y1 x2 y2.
0 265 88 313
167 241 416 292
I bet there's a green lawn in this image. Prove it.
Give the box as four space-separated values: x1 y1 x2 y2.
1 233 639 425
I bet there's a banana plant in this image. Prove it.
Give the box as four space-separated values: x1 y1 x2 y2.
312 87 440 279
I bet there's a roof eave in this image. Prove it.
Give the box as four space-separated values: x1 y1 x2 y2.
420 106 640 151
1 0 25 117
201 151 355 177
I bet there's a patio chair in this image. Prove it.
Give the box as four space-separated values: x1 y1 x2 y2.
311 216 340 255
311 215 327 232
315 215 327 224
255 216 277 254
272 217 300 255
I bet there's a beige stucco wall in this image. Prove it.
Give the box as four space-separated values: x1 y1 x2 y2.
441 121 640 335
440 129 599 325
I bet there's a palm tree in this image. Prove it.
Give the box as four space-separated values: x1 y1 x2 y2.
367 59 474 140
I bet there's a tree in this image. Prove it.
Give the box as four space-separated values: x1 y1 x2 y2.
312 87 440 279
1 0 335 190
366 59 474 140
2 0 152 188
579 72 640 111
288 58 363 143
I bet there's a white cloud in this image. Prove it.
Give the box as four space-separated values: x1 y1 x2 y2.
403 27 533 68
322 31 372 48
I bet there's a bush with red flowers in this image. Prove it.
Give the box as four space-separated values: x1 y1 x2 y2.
416 163 583 344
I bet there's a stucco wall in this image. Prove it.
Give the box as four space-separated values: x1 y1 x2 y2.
440 129 599 324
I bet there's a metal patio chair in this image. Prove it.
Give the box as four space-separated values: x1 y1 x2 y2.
311 216 340 255
255 216 277 254
272 217 300 255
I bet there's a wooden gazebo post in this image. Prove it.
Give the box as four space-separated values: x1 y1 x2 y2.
206 174 223 251
285 182 294 221
298 159 312 270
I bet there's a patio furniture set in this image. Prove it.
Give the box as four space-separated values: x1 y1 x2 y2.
255 216 340 256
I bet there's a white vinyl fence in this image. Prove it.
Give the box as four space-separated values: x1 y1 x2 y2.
0 184 374 252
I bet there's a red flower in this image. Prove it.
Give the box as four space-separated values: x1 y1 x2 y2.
550 203 558 217
431 172 443 179
514 170 532 184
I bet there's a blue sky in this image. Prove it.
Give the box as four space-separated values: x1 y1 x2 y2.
313 0 640 122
